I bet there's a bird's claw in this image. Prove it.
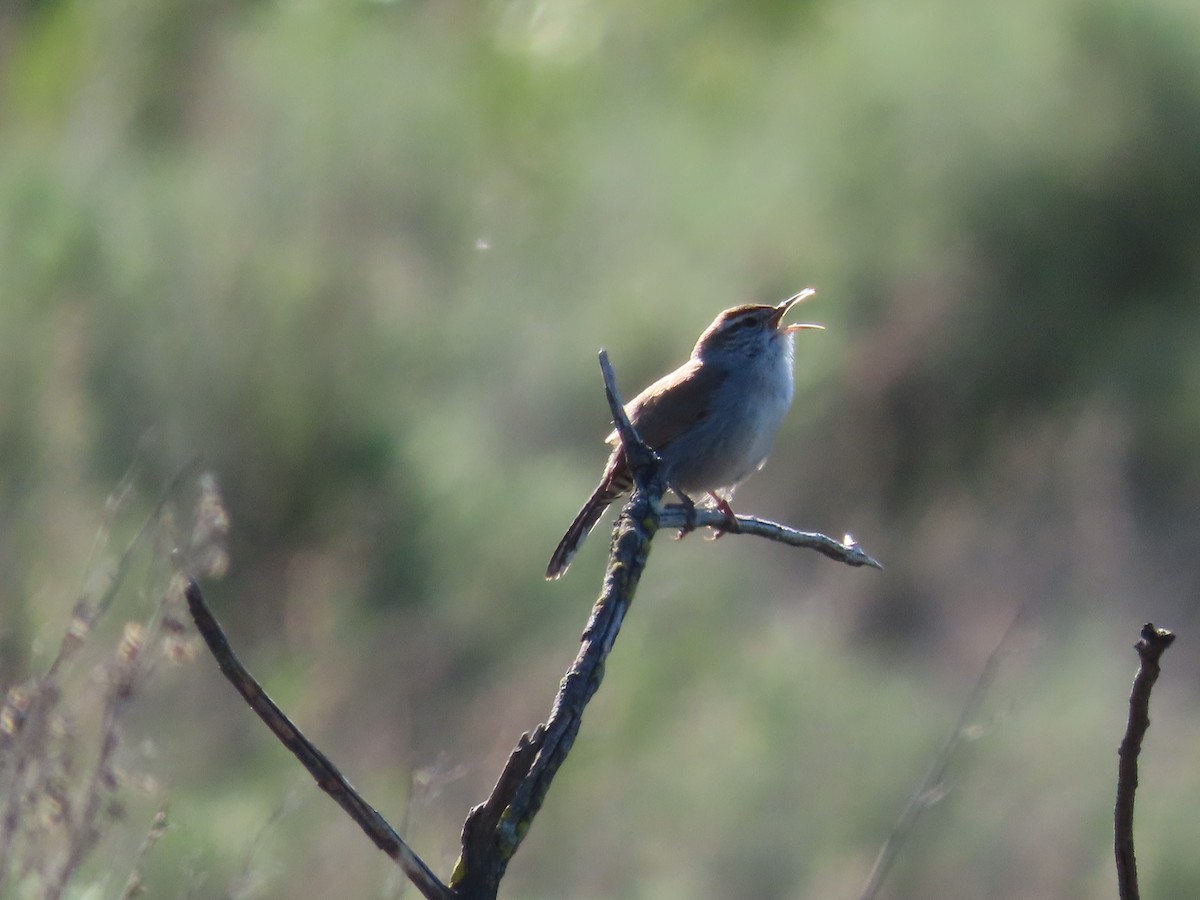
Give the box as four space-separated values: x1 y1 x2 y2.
706 494 741 540
675 493 698 540
673 493 741 541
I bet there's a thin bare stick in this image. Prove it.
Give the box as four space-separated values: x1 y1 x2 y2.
1115 622 1175 900
657 507 882 569
858 601 1027 900
184 580 454 900
598 348 661 474
118 806 170 900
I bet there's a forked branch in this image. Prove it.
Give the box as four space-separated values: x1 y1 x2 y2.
187 349 880 899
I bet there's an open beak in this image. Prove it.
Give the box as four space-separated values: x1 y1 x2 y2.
771 288 824 333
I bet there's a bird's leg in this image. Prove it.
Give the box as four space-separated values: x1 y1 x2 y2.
673 489 698 540
706 492 741 539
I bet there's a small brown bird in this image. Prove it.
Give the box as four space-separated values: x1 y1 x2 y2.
546 290 821 579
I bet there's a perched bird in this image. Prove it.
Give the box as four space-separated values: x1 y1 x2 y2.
546 290 821 579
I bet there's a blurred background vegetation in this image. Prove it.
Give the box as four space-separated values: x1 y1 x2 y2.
3 0 1200 896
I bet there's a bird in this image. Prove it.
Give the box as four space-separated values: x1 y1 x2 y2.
545 290 822 579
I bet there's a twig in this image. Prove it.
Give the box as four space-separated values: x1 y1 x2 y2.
451 349 666 899
184 580 455 900
598 349 662 475
858 601 1027 900
229 792 298 897
657 507 883 569
1115 622 1175 900
118 805 170 900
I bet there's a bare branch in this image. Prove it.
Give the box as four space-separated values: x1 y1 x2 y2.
1115 622 1175 900
451 349 667 899
599 349 659 473
184 580 454 900
453 725 544 890
658 507 883 569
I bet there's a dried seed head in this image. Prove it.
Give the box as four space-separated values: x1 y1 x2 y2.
0 683 34 735
191 473 230 579
163 635 200 665
117 623 145 667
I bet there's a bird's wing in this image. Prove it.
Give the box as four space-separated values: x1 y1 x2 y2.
606 358 721 451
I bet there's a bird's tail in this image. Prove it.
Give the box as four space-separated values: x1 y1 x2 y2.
545 477 627 580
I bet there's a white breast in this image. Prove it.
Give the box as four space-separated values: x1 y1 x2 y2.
665 334 795 494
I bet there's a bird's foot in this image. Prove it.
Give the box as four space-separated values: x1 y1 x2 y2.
706 494 741 540
675 492 698 540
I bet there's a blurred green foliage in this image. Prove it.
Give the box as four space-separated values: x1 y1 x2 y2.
3 0 1200 896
